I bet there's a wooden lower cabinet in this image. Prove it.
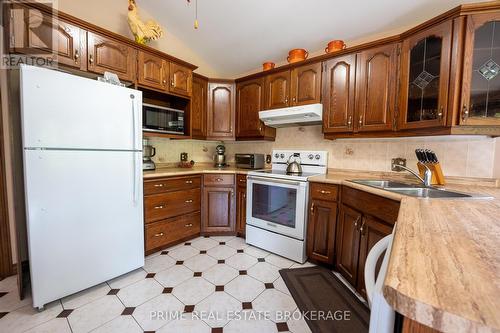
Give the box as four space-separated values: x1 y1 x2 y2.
307 199 337 265
336 204 362 286
236 175 247 236
145 212 200 253
202 174 236 233
143 175 202 254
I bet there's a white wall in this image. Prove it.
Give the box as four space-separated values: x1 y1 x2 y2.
56 0 219 77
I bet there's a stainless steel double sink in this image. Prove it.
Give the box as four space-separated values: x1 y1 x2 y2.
349 180 491 199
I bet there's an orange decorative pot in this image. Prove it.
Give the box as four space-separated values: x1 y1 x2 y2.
325 40 346 53
263 62 275 71
287 49 308 63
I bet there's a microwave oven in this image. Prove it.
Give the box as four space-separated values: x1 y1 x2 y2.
142 103 184 135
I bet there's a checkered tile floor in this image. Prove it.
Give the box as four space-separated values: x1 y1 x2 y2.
0 236 315 333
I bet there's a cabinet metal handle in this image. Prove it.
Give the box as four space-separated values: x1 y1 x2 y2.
231 190 235 197
89 54 93 64
154 232 164 237
292 97 296 103
438 106 443 119
243 194 246 198
185 180 193 184
154 204 165 209
216 178 223 182
347 115 352 127
185 199 193 203
285 97 289 104
462 105 469 122
154 184 164 187
163 79 167 84
259 124 263 132
171 80 175 87
185 223 193 227
360 220 366 235
310 203 315 212
358 115 363 126
74 50 79 63
239 179 245 182
319 190 331 194
354 216 361 228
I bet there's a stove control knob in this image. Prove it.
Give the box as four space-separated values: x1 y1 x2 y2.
308 154 314 160
315 154 321 160
274 153 279 158
280 153 285 159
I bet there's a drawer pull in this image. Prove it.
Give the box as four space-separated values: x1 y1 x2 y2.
154 232 164 237
154 184 164 187
185 223 193 227
319 190 331 194
216 178 223 182
154 205 165 209
185 199 193 203
239 179 245 182
185 180 193 184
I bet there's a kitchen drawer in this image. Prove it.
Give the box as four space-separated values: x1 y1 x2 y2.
145 212 201 252
144 175 201 195
341 186 400 225
310 182 339 201
203 174 235 186
236 174 247 187
144 188 201 223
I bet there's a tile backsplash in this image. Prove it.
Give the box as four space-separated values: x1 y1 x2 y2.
147 126 500 179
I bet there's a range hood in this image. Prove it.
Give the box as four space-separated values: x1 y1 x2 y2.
259 103 323 128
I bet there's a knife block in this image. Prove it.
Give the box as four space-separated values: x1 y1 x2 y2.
417 162 445 185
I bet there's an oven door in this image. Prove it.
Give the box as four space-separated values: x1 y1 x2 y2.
246 175 308 240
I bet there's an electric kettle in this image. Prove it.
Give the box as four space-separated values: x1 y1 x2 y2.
286 155 302 174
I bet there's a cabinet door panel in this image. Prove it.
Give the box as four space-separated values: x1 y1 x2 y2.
356 216 392 298
87 32 136 82
207 82 235 139
137 51 167 91
461 13 500 126
400 21 452 129
10 5 86 71
236 185 247 235
192 75 208 139
336 204 362 285
307 199 337 264
236 78 265 137
291 62 322 105
265 71 291 109
356 43 398 132
323 54 356 133
169 62 192 97
203 187 235 232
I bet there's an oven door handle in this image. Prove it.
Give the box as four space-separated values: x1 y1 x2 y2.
247 175 302 186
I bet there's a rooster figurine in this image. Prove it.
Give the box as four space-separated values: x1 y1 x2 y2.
127 0 164 45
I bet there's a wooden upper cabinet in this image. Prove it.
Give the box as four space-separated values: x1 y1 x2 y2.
236 78 265 138
87 32 136 82
9 4 86 71
137 51 167 91
355 43 399 132
323 54 357 133
291 62 322 106
399 21 453 130
460 12 500 126
169 62 192 97
191 75 208 139
356 215 392 299
207 81 235 139
265 70 291 109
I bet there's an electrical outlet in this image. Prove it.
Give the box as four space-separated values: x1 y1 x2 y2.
391 157 406 171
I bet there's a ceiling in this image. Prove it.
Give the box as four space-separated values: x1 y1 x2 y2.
141 0 478 78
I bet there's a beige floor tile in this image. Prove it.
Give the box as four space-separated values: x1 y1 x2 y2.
132 294 184 331
24 317 71 333
253 289 297 322
207 245 237 260
107 269 147 290
117 279 163 307
184 254 218 272
225 276 265 302
172 278 214 305
202 265 239 286
196 292 241 327
247 262 281 283
143 254 176 273
61 283 110 310
91 316 142 333
68 296 123 333
0 301 62 333
154 265 193 288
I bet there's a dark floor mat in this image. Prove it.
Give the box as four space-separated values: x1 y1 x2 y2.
280 266 370 333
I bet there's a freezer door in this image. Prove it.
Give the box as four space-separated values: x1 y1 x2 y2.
20 65 142 150
24 149 144 308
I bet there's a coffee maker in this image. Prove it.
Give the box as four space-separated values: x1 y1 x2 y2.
214 144 227 168
142 138 156 170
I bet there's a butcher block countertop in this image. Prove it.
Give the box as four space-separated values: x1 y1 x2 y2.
309 170 500 333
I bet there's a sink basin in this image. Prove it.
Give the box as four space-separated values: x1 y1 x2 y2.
349 179 492 199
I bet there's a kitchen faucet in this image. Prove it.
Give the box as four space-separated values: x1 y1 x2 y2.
392 162 432 187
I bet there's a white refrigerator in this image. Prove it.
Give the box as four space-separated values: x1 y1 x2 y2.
20 65 145 310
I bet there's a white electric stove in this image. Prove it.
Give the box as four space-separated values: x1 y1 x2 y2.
246 150 328 263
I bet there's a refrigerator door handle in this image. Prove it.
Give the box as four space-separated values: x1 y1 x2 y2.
130 94 139 151
133 152 140 205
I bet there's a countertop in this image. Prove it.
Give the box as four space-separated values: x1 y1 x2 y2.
143 164 250 179
144 166 500 332
310 171 500 333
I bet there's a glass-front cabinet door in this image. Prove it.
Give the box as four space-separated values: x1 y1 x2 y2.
399 21 452 129
461 13 500 126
